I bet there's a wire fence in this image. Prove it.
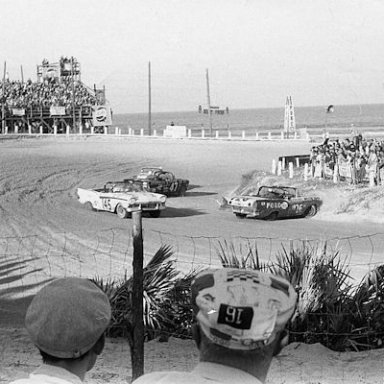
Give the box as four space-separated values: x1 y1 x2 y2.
1 226 384 382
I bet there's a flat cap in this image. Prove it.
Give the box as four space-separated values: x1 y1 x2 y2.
25 277 111 359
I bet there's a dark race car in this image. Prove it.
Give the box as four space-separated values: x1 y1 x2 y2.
229 185 322 220
133 167 189 197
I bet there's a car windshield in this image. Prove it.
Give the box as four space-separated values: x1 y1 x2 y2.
107 182 144 192
257 186 296 198
140 168 162 176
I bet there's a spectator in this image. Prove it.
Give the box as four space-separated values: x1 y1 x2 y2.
133 268 297 384
9 277 111 384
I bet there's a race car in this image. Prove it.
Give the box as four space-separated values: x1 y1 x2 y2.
76 179 167 218
229 185 322 220
133 167 189 197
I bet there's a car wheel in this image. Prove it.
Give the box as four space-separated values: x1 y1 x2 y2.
116 204 128 219
265 212 278 221
235 213 246 219
305 205 317 218
85 202 94 211
149 211 161 218
179 185 187 197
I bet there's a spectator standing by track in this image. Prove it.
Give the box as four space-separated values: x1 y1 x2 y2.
133 268 297 384
9 277 111 384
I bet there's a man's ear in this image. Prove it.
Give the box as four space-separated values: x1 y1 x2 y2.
272 330 289 357
191 324 201 349
93 334 106 356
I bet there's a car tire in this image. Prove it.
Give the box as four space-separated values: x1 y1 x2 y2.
305 205 317 218
235 213 246 219
116 204 128 219
85 202 95 211
265 212 278 221
149 211 161 218
179 185 187 197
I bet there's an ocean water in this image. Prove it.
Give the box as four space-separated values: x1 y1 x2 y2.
112 104 384 136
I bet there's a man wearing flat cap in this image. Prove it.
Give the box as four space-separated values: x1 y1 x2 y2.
9 277 111 384
134 268 297 384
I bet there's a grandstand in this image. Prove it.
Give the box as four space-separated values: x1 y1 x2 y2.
0 57 112 134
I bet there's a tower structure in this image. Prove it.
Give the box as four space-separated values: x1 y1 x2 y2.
284 96 296 138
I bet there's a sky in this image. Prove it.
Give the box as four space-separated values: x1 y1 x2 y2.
0 0 384 114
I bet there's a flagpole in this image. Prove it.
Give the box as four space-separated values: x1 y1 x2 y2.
206 68 212 137
148 61 151 136
2 61 6 134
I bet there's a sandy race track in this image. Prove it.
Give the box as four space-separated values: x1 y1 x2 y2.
1 136 384 384
0 136 382 293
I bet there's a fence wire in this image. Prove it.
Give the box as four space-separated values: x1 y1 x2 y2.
1 228 384 383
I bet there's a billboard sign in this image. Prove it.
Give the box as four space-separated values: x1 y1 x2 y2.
50 106 66 116
93 105 112 126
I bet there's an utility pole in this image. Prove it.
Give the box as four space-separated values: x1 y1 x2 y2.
20 65 24 84
2 61 6 134
71 57 76 132
148 61 152 136
206 68 212 136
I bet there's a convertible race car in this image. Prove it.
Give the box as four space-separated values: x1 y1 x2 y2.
229 185 322 220
77 179 167 218
133 167 189 197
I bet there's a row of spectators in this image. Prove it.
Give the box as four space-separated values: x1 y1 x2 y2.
310 134 384 185
0 77 97 111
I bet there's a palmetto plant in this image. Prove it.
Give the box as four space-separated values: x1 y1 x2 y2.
93 245 198 342
94 240 384 352
215 239 384 351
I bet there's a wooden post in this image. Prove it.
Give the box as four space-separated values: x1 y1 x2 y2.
140 128 144 136
282 157 286 170
271 159 276 174
215 130 219 139
289 162 294 178
304 163 309 181
255 131 259 140
131 210 144 381
296 157 300 168
153 129 157 137
268 132 272 140
277 161 282 176
201 129 205 138
242 131 245 140
188 129 192 138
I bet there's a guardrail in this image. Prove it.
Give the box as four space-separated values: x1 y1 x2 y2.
0 125 311 142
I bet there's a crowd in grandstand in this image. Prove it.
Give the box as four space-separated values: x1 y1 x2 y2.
0 77 97 112
310 134 384 185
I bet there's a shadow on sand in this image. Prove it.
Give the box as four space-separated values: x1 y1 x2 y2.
0 257 52 327
156 207 206 218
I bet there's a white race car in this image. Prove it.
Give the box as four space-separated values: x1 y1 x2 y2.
77 179 167 218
